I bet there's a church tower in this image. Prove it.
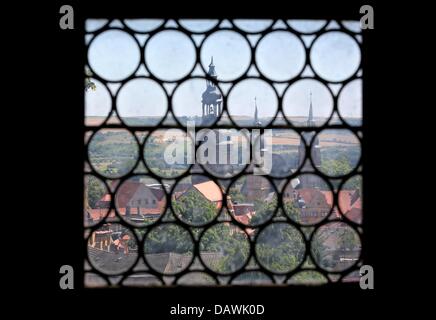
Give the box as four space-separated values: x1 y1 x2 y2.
297 91 322 188
201 57 223 125
192 58 233 184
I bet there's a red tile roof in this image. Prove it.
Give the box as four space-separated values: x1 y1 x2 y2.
338 190 362 222
193 181 222 202
87 208 108 221
291 188 362 221
115 181 166 208
297 189 333 207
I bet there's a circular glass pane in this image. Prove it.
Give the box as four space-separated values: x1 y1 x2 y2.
253 129 304 178
312 129 361 177
172 78 223 127
197 129 249 178
310 31 361 82
200 223 250 274
311 222 361 272
144 223 194 275
255 223 305 273
115 175 166 226
227 175 277 226
88 30 140 81
256 31 306 81
283 173 333 225
282 79 333 127
228 78 278 127
200 30 251 81
88 129 139 178
87 223 137 275
145 30 196 81
172 175 222 226
117 78 167 126
144 129 192 178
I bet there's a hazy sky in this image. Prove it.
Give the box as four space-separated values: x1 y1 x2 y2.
86 19 362 122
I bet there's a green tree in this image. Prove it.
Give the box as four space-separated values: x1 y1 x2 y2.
200 223 249 273
86 176 105 208
144 224 192 254
256 224 305 273
251 195 277 225
173 189 217 225
321 155 352 176
284 199 300 223
344 175 362 194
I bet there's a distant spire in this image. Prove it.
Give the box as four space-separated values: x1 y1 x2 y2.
254 97 261 126
307 91 314 126
254 97 258 121
207 56 217 78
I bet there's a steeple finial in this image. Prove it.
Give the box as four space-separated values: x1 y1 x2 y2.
210 56 214 67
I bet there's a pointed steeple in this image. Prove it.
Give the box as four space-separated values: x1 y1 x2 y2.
307 91 315 126
253 97 262 126
254 97 258 121
207 56 217 78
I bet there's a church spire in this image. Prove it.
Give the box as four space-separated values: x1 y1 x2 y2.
307 91 315 126
253 97 262 126
207 56 217 78
254 97 258 121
